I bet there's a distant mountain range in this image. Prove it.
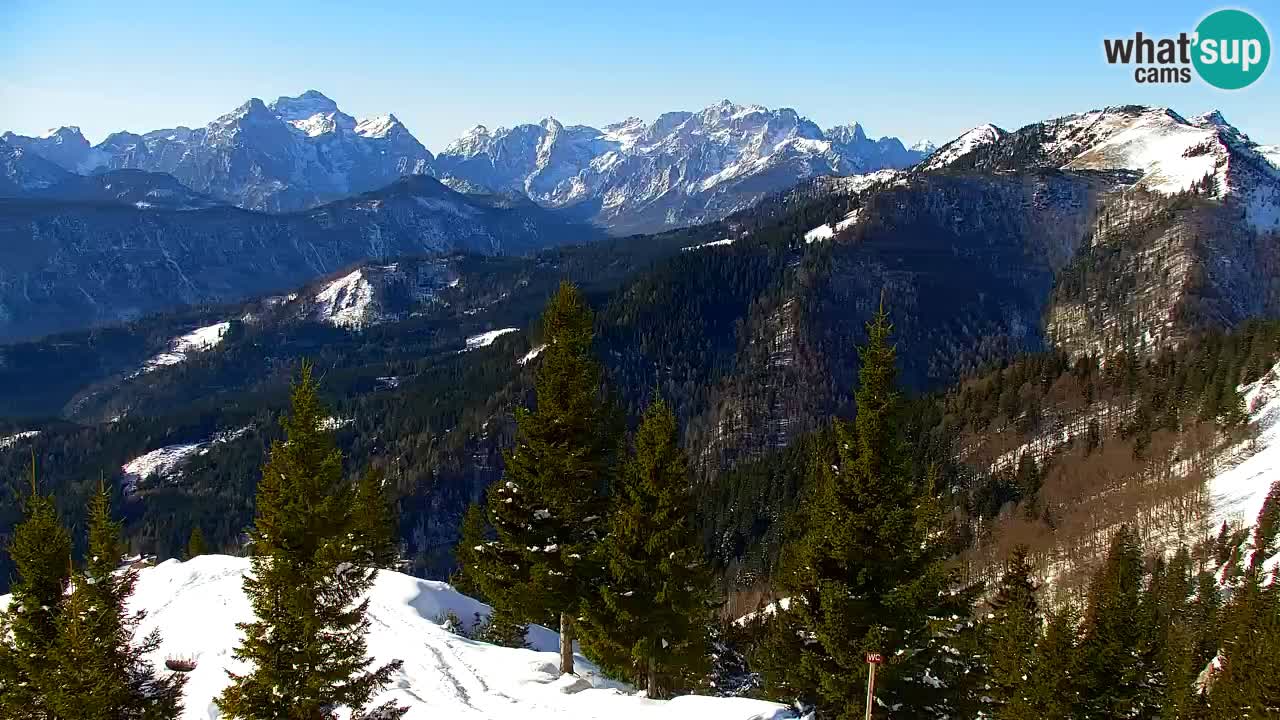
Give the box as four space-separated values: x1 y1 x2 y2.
0 174 598 342
1 92 930 233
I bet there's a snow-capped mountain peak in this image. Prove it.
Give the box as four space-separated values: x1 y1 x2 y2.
2 90 437 211
271 90 356 137
433 99 929 233
921 123 1008 170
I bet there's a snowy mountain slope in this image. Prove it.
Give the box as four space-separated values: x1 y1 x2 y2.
1208 362 1280 529
0 555 793 720
919 124 1007 171
922 105 1280 231
433 100 929 234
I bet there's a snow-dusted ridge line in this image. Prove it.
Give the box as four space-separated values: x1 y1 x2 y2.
1 556 795 720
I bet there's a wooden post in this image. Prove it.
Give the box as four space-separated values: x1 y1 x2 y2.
864 652 883 720
560 612 575 675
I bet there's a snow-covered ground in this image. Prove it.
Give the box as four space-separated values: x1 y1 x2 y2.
0 555 792 720
1208 362 1280 529
464 328 519 351
137 322 232 375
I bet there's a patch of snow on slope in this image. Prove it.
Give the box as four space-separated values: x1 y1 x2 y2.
829 169 901 194
1208 362 1280 529
139 321 232 374
2 555 793 720
803 224 834 243
315 269 378 330
121 443 204 489
0 430 40 451
683 238 735 251
121 427 251 493
520 344 547 365
922 124 1005 170
464 328 519 350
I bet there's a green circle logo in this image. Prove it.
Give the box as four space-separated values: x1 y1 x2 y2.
1193 9 1270 89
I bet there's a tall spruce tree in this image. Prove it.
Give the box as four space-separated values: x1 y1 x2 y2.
580 397 716 697
1079 525 1152 718
216 364 405 720
48 482 185 720
756 303 975 718
981 545 1042 720
484 282 620 675
0 454 72 720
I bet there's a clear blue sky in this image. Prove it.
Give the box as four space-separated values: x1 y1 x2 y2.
1 0 1275 151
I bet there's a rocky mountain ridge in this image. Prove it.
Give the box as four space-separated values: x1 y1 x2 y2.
3 94 929 233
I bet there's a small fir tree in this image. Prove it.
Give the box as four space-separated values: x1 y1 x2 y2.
48 482 185 719
186 525 208 559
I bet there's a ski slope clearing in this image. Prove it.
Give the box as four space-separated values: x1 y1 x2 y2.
13 555 793 720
